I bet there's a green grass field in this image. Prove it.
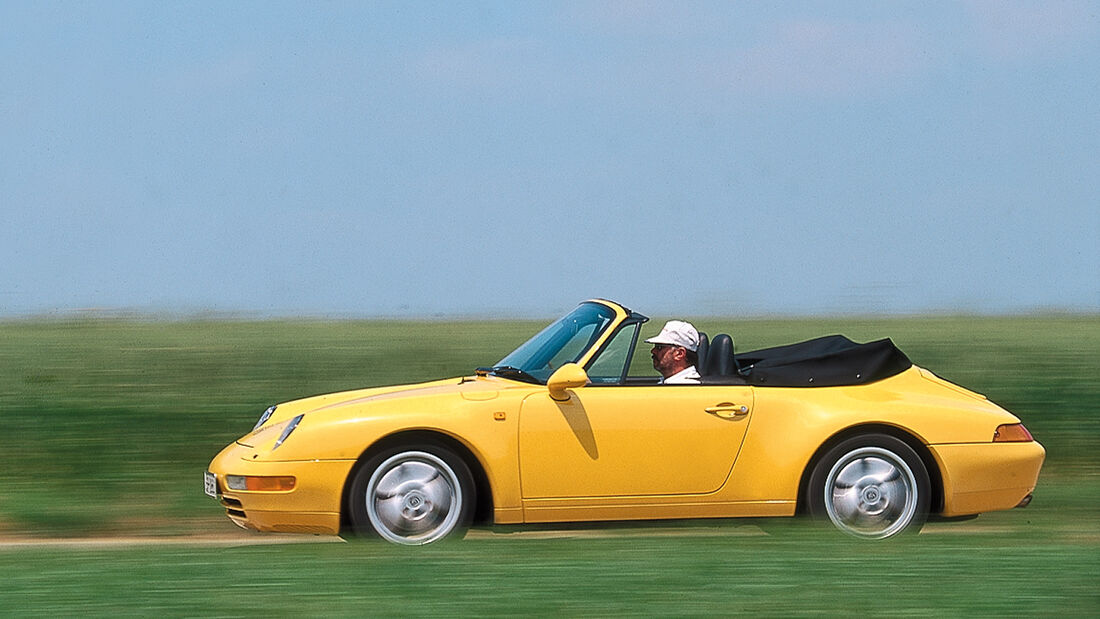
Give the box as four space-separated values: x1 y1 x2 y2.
1 315 1097 615
2 525 1097 616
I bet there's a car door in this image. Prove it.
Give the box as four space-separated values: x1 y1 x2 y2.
518 384 755 498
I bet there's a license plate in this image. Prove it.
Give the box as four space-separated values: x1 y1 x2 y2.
204 471 218 498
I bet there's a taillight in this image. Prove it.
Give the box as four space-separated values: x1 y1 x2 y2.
993 423 1033 442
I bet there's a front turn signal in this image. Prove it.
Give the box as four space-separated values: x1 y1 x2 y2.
225 475 297 492
993 423 1033 442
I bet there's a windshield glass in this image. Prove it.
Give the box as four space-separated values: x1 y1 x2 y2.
494 302 617 383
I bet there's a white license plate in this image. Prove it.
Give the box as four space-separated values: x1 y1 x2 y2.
204 471 218 498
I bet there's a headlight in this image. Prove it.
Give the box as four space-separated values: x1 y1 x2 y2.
274 414 304 449
253 405 276 430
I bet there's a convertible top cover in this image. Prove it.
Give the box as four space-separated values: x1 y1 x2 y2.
738 335 912 387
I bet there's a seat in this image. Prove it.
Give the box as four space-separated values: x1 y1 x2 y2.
704 334 734 376
696 332 709 375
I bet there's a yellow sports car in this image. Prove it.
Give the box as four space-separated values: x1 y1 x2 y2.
205 299 1044 544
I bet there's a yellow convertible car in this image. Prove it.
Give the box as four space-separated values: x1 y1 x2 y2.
206 299 1044 544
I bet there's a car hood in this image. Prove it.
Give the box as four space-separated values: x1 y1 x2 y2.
237 375 526 446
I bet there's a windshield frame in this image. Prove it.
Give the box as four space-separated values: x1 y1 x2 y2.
489 300 629 384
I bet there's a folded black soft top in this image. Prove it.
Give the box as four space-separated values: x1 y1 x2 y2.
737 335 912 387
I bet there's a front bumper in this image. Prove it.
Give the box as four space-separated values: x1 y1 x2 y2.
207 440 356 535
930 441 1046 517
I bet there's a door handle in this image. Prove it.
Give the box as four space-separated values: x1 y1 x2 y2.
704 403 750 419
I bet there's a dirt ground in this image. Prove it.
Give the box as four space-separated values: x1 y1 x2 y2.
7 517 1086 549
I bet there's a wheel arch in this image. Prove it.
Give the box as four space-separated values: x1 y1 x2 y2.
794 423 944 516
339 429 495 533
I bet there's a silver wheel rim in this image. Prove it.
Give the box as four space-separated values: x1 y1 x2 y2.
365 451 462 545
824 446 918 539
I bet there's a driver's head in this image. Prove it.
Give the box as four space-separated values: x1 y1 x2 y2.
645 320 700 378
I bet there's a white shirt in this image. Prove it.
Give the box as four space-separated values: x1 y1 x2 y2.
659 365 701 385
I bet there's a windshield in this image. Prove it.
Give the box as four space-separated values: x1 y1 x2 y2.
493 302 617 383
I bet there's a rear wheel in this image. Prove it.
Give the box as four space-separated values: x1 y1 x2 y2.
807 434 930 539
348 444 475 545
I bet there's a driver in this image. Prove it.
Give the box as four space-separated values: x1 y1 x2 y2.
646 320 701 384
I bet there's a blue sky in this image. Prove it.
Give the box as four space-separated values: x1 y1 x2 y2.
2 1 1097 318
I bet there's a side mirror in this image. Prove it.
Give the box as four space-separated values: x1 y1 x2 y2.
547 363 589 401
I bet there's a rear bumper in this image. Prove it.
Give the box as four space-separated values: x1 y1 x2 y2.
929 441 1045 517
207 441 356 535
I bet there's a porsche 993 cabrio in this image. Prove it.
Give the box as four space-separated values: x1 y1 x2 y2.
206 299 1044 544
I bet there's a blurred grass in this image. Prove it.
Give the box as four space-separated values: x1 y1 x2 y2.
1 314 1097 536
1 526 1097 616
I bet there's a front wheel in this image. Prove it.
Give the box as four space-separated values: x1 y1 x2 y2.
806 434 930 539
347 444 475 545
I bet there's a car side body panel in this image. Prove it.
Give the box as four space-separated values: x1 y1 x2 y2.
518 385 755 499
930 442 1045 516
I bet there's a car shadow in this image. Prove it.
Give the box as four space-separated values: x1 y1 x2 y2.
554 395 599 460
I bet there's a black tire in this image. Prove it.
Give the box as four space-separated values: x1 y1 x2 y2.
806 434 930 539
347 443 475 545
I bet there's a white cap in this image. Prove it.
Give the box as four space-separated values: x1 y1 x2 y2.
645 320 700 352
